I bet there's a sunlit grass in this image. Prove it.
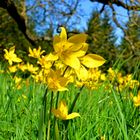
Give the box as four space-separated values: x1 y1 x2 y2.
0 68 139 140
0 27 140 140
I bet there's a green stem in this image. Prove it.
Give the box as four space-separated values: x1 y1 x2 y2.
47 91 54 140
43 88 48 140
53 92 60 139
43 88 48 124
69 85 84 114
53 92 59 128
38 87 48 140
64 85 84 139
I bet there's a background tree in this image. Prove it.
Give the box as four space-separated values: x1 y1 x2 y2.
0 0 140 47
86 11 118 70
119 12 140 74
0 0 140 73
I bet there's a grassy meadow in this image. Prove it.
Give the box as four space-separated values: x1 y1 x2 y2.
0 67 140 140
0 27 140 140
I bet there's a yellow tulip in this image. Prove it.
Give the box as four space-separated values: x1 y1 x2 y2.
28 46 45 58
4 46 22 65
52 100 80 120
47 69 69 91
53 27 88 69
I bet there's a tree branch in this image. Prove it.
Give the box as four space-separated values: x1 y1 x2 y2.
90 0 140 11
0 0 36 46
110 3 136 53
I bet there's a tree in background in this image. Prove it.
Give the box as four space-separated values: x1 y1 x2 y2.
0 0 140 73
119 13 140 74
0 0 140 47
86 11 118 70
0 0 82 47
90 0 140 12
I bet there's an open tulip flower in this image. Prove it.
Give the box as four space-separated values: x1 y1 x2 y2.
28 46 45 58
47 69 69 91
53 27 88 70
4 46 22 65
53 27 105 71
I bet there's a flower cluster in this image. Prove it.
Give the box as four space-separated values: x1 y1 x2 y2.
3 27 105 119
107 68 139 91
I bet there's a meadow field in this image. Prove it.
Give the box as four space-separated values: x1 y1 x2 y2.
0 27 140 140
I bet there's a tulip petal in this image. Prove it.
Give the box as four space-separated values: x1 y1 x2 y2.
66 112 80 120
9 46 15 53
75 65 88 80
63 55 80 69
60 27 67 41
81 54 106 68
53 35 61 46
69 43 88 57
68 34 88 43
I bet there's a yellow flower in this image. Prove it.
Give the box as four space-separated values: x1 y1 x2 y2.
4 46 22 65
38 53 58 69
32 69 50 83
26 63 38 74
18 63 38 74
53 27 88 69
28 46 45 58
8 65 17 73
14 76 22 89
18 63 27 72
133 91 140 107
53 27 105 69
100 135 106 140
52 100 80 120
47 69 69 91
75 65 88 81
14 76 22 84
100 73 106 81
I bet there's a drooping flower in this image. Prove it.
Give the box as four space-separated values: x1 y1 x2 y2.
28 46 45 58
52 100 80 120
4 46 22 65
47 69 69 91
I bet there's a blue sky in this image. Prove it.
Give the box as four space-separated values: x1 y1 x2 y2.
27 0 130 44
78 1 129 44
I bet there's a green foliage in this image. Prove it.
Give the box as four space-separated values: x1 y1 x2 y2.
0 70 140 139
119 13 140 74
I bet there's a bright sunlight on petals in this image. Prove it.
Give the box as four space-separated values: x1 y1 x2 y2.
81 54 106 68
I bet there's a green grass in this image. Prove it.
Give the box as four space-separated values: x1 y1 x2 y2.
0 71 140 140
